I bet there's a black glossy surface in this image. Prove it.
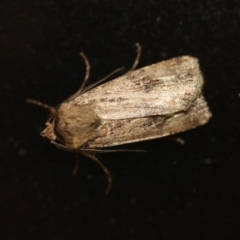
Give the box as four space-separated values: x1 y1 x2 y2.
1 1 240 239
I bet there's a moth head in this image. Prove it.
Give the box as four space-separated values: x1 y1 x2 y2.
41 122 57 142
26 99 101 150
26 98 57 142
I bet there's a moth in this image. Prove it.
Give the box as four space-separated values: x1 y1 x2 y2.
27 43 212 194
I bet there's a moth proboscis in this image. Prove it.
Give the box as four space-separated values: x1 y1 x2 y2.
27 43 212 194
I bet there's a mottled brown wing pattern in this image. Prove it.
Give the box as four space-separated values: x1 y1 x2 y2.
85 96 211 148
73 56 202 119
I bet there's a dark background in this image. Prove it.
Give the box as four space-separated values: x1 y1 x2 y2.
1 0 240 239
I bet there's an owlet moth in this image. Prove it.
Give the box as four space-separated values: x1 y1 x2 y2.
27 43 212 194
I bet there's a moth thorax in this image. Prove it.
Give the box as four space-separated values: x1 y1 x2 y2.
54 103 101 149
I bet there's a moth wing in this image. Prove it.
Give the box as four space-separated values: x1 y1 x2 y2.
73 56 203 119
86 96 212 148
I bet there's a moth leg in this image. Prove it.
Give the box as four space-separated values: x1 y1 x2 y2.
172 137 185 145
130 42 142 71
79 52 91 92
81 151 112 195
51 141 74 151
72 154 80 176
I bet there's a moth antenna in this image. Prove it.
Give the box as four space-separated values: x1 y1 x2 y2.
26 99 56 114
81 67 125 94
130 42 142 71
79 52 90 92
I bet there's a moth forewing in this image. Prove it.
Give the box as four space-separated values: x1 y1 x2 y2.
72 56 203 120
